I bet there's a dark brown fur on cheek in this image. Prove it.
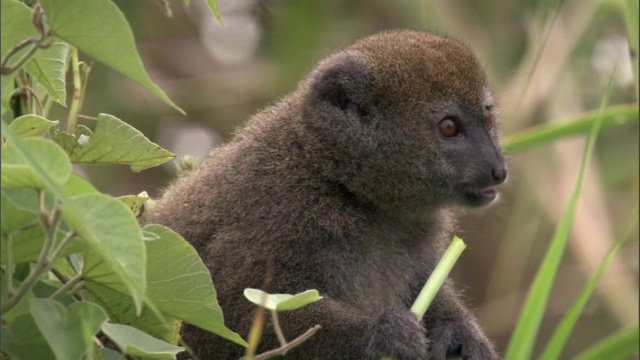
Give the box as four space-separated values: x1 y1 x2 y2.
148 30 500 360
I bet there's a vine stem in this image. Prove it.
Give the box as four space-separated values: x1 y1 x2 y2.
0 38 38 75
49 231 76 263
66 47 82 133
4 234 14 296
49 272 83 300
0 191 60 315
0 5 50 75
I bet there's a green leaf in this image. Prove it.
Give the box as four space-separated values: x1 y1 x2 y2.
101 323 184 359
243 288 323 312
118 191 149 216
1 190 36 233
504 77 613 360
40 0 185 114
0 188 38 212
143 224 247 346
503 104 638 153
1 137 71 189
573 324 639 360
0 0 33 112
83 282 182 345
52 113 175 172
1 2 69 107
0 314 56 360
101 347 124 360
25 41 71 106
30 298 108 360
1 0 37 61
0 122 68 204
62 173 98 197
7 115 59 138
62 193 147 314
1 175 91 214
540 207 639 359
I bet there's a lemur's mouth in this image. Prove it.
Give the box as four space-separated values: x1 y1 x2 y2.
463 187 497 207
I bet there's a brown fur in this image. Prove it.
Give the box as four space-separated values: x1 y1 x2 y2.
149 30 505 359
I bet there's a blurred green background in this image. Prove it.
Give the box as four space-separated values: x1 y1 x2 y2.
48 0 639 358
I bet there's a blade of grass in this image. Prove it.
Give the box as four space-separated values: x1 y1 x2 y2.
572 324 639 360
381 236 467 360
617 0 638 98
503 104 638 153
539 206 639 360
503 77 615 360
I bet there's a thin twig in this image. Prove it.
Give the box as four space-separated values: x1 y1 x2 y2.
0 38 38 75
252 325 322 360
51 267 82 301
77 114 98 121
48 231 76 263
0 5 51 75
21 85 44 115
49 272 83 300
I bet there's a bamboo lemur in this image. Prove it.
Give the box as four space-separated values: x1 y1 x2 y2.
149 30 506 359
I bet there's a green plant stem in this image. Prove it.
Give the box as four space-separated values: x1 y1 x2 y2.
77 62 92 118
4 234 15 296
49 231 76 263
42 95 53 118
49 271 84 300
270 309 287 346
0 191 61 316
382 236 467 360
410 236 467 319
66 47 82 133
245 305 266 359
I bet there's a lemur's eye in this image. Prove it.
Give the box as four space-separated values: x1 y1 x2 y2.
438 117 459 137
483 113 493 130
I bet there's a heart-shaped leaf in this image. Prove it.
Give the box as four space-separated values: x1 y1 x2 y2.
1 138 71 189
0 315 55 359
40 0 184 113
52 114 175 172
7 115 59 138
30 299 108 360
62 193 147 313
